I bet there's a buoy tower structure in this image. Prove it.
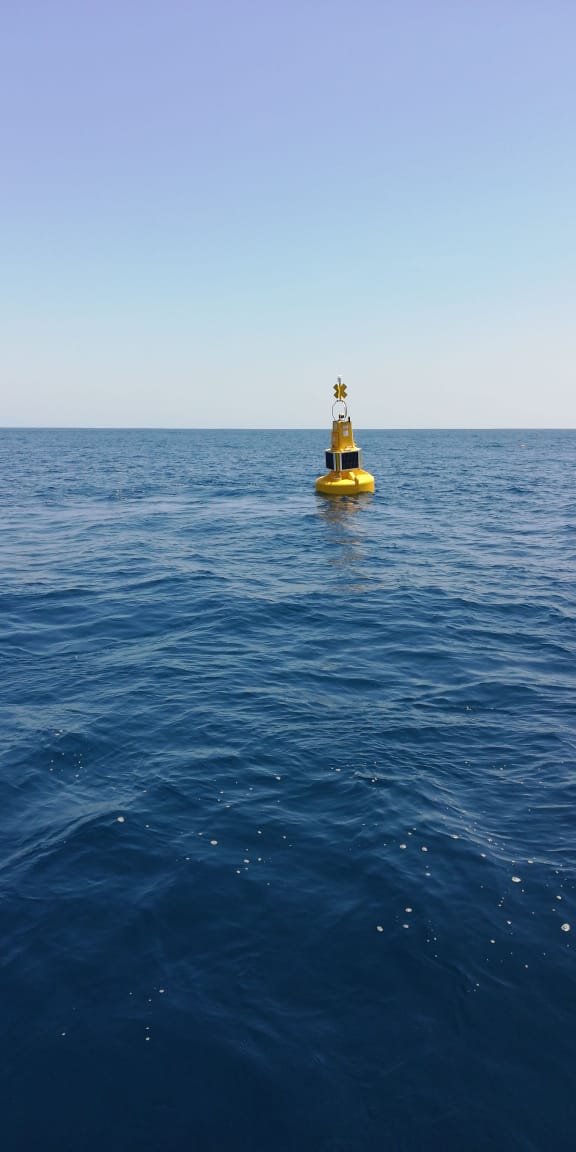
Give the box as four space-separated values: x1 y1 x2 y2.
315 378 375 495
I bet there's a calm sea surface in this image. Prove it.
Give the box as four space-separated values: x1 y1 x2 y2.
1 428 575 1151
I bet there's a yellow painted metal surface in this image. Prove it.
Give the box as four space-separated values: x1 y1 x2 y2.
315 469 375 495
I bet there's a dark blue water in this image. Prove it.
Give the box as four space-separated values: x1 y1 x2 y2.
1 428 575 1151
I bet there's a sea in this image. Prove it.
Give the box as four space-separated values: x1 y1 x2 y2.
1 427 575 1152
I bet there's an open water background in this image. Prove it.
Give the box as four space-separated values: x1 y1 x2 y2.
1 427 575 1151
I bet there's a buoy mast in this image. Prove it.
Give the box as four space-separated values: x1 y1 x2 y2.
315 377 375 495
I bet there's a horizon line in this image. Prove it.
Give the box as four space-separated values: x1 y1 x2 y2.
1 425 575 433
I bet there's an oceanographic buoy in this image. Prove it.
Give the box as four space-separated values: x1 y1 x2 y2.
315 378 375 495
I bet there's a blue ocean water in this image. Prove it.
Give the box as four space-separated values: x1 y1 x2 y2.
1 427 575 1152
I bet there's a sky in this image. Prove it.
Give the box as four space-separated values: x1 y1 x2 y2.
1 0 575 428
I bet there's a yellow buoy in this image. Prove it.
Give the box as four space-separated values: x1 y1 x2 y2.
315 377 375 495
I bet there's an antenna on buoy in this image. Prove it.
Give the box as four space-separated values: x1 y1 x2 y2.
315 377 375 495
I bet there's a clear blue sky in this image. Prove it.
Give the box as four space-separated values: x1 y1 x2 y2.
1 0 575 427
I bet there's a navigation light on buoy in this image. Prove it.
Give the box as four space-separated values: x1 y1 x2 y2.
315 378 375 495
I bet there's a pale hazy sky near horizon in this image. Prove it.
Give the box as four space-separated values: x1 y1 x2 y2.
1 0 575 428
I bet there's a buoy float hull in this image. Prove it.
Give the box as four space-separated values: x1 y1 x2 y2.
315 469 375 495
